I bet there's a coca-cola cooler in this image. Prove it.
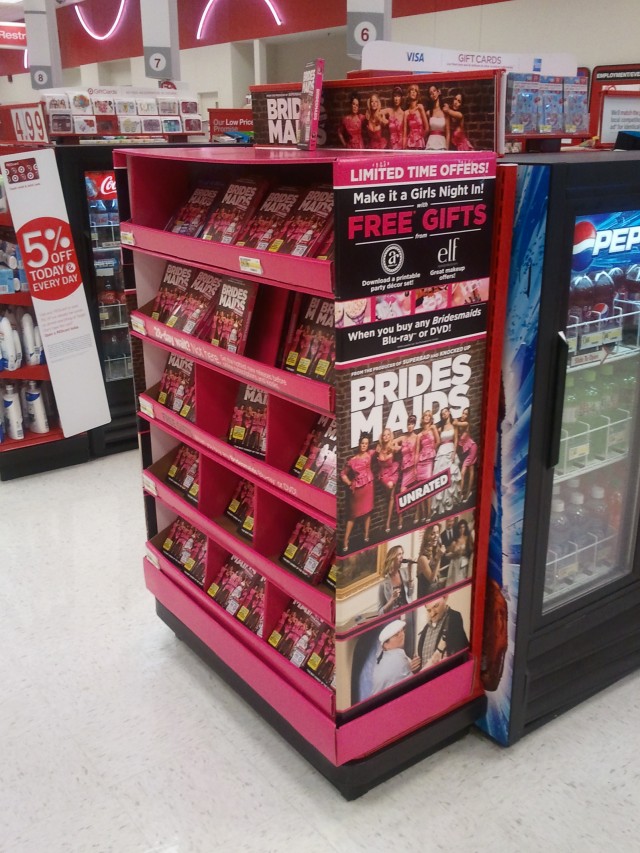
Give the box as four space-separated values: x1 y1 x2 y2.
479 152 640 746
55 145 138 456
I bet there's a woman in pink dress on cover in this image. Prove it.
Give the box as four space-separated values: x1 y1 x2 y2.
340 433 375 552
364 93 388 149
375 427 400 533
384 87 405 150
425 84 450 151
416 410 440 523
444 91 475 151
393 414 419 529
403 83 428 149
454 407 478 504
338 92 365 149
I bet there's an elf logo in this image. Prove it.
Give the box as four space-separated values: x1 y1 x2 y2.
572 219 640 271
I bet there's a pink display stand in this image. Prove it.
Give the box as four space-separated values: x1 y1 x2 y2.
118 144 512 797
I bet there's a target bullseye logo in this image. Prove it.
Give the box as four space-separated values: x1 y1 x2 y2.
572 220 597 271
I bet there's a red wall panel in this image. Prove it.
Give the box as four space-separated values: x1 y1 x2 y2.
0 0 510 76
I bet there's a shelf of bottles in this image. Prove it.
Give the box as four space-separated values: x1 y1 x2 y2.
85 171 132 379
544 270 640 612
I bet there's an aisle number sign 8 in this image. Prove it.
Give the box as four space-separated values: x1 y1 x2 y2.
10 106 48 144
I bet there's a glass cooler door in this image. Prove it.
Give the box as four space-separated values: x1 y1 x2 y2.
85 170 133 383
543 212 640 613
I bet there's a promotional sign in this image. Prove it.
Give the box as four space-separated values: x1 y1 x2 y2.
332 152 496 711
208 109 254 138
0 22 27 49
361 41 577 77
599 90 640 145
0 147 110 436
589 64 640 139
333 152 495 303
251 70 502 152
0 103 49 145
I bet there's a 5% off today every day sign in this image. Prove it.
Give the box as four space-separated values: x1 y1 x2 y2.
0 147 110 435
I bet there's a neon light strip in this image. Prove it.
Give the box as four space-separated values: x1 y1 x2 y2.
197 0 283 40
24 49 28 70
75 0 127 41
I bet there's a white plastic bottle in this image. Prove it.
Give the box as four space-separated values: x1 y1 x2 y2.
21 313 37 366
0 315 18 371
12 329 22 368
33 326 44 364
25 380 49 434
3 383 24 440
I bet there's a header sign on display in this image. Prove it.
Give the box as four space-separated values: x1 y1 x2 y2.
361 41 577 77
0 147 110 437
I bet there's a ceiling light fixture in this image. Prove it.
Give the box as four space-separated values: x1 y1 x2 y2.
75 0 127 41
197 0 283 41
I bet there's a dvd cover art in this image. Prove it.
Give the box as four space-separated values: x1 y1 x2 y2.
334 584 471 711
151 262 194 323
157 353 196 422
314 228 334 261
235 573 266 635
297 58 325 150
269 185 334 257
281 295 334 383
210 277 258 355
280 516 335 585
304 624 335 688
207 555 257 617
166 444 200 504
179 268 223 338
167 182 226 238
201 177 268 245
227 384 268 458
335 341 485 554
235 186 303 251
291 416 337 494
267 601 331 672
224 479 255 530
161 518 207 586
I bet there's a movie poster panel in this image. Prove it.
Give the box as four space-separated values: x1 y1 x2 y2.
334 583 472 712
250 72 500 153
335 338 486 556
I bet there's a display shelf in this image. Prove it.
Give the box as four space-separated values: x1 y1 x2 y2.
131 311 334 415
120 222 334 296
123 144 508 790
145 558 479 765
1 364 49 382
138 396 336 525
145 545 335 714
0 425 64 453
0 291 32 306
143 462 335 623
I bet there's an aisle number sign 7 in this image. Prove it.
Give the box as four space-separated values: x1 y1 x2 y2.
10 105 48 144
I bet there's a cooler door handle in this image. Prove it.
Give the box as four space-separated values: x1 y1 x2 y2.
548 331 569 469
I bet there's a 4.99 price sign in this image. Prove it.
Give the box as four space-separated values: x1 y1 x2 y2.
17 217 81 300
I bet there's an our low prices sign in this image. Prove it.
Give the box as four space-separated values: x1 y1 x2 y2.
0 147 110 436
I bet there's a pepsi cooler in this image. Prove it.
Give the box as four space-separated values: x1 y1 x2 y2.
480 152 640 746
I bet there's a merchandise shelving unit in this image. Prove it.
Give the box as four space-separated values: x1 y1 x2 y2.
0 135 90 480
117 145 514 797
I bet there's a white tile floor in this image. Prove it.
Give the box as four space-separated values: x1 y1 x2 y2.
2 450 640 852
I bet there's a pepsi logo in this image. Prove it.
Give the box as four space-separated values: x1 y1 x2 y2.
572 220 596 271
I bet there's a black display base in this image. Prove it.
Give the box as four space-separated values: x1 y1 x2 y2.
0 433 90 481
156 600 486 800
